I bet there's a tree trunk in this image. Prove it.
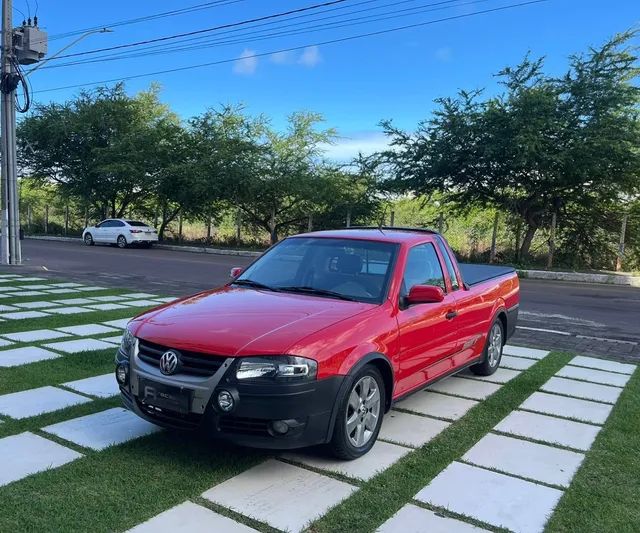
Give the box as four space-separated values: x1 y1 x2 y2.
520 224 538 260
514 219 522 262
269 207 278 244
489 212 499 263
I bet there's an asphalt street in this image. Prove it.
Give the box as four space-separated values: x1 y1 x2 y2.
4 238 640 360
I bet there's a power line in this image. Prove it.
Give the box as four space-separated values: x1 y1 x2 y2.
51 0 351 60
35 0 549 95
39 0 466 71
47 0 247 42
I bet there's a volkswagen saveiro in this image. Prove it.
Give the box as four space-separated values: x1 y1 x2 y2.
115 228 519 459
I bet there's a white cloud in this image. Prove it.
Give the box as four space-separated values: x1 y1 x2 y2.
435 46 453 62
233 48 258 75
298 46 322 68
320 132 391 162
270 51 293 64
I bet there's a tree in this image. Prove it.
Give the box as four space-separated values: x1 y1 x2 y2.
376 32 640 260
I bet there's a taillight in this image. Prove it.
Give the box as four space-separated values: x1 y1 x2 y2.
129 229 143 233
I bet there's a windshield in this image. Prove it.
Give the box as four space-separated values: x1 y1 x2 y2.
236 237 398 304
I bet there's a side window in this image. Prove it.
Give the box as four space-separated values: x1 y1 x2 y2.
113 220 125 227
436 237 460 291
402 243 446 296
100 220 113 228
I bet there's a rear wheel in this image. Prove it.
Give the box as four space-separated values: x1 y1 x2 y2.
83 233 94 246
329 365 385 460
117 235 128 249
471 319 504 376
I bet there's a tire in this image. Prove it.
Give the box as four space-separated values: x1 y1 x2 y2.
117 235 128 249
83 233 94 246
329 364 385 460
471 318 504 376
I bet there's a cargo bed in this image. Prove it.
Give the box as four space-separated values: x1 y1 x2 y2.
458 263 516 287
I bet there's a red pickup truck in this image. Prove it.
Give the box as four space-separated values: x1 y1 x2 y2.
116 228 519 459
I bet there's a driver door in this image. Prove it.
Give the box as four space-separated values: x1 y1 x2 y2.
395 242 460 397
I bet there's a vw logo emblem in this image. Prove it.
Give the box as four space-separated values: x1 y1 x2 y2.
159 350 180 375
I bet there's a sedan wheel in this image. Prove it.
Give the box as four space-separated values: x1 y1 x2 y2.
83 233 94 246
117 235 127 249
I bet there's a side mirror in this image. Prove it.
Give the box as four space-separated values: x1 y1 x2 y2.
406 284 445 305
230 267 243 279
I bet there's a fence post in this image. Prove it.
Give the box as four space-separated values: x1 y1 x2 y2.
307 213 313 232
178 214 183 243
84 208 88 229
616 213 628 272
437 213 444 233
44 205 49 234
514 219 522 261
346 209 351 228
206 217 212 240
390 210 395 226
235 209 241 244
490 212 499 263
64 205 69 236
547 211 557 269
27 205 32 234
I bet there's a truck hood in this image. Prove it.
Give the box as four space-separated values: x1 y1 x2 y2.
130 286 373 357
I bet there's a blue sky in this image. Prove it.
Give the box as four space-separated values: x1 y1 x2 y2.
22 0 639 159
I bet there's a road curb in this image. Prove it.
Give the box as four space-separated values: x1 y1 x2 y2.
25 235 262 258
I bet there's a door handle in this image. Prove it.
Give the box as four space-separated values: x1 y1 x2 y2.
445 310 457 320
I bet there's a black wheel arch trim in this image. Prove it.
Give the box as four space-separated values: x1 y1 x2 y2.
324 352 394 443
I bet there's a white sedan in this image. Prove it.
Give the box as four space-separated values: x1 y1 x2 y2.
82 219 159 248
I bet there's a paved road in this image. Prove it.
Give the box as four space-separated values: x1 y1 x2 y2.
5 239 640 360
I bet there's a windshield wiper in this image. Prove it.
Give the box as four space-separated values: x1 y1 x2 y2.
277 286 357 301
232 279 277 292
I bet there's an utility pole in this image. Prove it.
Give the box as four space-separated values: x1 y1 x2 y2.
1 1 47 265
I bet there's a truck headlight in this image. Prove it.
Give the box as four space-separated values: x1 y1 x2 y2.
236 356 317 381
119 328 136 359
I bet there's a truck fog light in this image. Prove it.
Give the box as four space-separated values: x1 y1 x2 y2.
217 390 235 412
271 420 289 434
116 364 129 385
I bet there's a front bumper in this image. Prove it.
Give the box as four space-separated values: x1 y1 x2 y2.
116 349 344 450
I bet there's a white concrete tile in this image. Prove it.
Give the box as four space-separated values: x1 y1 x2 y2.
100 335 123 344
520 392 613 425
51 298 95 305
202 459 356 533
128 501 258 533
0 432 83 487
461 368 521 384
0 305 18 312
503 345 550 360
415 462 563 533
44 338 116 353
75 286 108 292
87 295 127 302
43 288 80 294
47 306 93 315
153 297 177 304
0 386 91 419
556 366 631 388
0 285 20 291
501 355 537 371
0 294 10 298
380 410 449 448
428 377 501 400
541 377 622 404
49 282 84 288
0 310 49 320
12 301 57 309
15 277 46 282
63 374 119 398
494 410 601 451
56 324 119 337
569 356 636 375
463 433 584 487
283 440 411 481
398 391 478 421
122 292 158 299
0 346 61 367
2 329 70 343
102 318 132 328
42 407 160 450
121 299 160 308
15 284 52 289
0 274 20 277
0 338 13 347
377 504 488 533
86 303 129 311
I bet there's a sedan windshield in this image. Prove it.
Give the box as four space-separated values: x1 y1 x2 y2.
235 237 398 304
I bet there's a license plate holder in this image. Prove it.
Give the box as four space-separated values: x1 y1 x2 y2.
139 378 191 414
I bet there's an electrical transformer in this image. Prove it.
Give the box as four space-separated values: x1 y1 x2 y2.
13 26 48 65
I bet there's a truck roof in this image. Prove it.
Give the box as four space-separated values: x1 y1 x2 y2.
294 227 440 245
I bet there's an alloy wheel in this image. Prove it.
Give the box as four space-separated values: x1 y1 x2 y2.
345 375 381 448
487 322 503 367
117 236 126 248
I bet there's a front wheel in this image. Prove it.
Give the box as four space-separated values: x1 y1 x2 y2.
329 365 385 460
470 319 504 376
116 235 128 249
83 233 94 246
